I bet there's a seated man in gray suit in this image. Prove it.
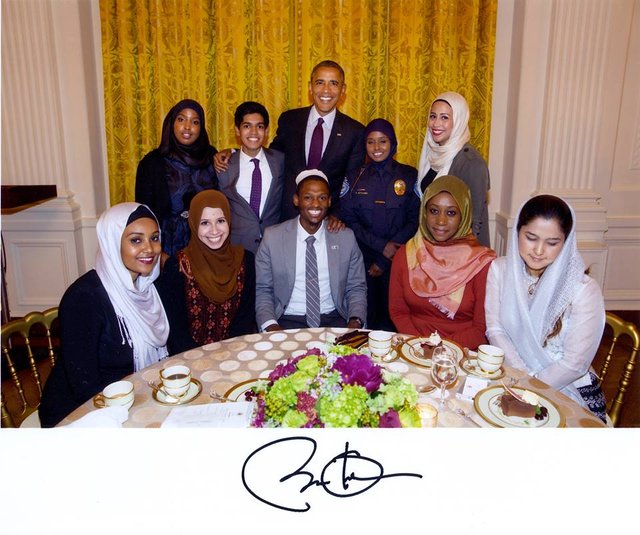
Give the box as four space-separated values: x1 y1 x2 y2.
217 101 285 253
255 170 367 332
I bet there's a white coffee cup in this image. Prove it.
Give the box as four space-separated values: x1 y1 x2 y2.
368 330 393 358
160 365 192 397
477 344 505 373
93 380 135 410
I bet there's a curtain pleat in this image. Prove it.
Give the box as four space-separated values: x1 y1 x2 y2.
100 0 497 204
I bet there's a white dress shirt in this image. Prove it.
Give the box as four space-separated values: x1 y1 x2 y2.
285 219 335 316
237 148 273 216
305 107 336 165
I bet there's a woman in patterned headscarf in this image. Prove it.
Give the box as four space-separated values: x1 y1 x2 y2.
485 195 607 421
136 99 218 257
390 175 496 349
415 91 490 246
156 190 256 354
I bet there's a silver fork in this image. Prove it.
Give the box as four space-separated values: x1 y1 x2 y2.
209 390 233 402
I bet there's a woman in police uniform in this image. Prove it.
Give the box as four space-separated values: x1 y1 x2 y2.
339 118 419 330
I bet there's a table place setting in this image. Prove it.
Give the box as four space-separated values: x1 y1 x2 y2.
59 328 606 428
148 364 203 405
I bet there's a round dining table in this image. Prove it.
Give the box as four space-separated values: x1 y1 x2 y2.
59 328 606 428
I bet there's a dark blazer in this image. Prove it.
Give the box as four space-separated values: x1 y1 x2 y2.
255 218 367 328
270 106 365 220
39 270 135 427
448 143 490 247
217 148 285 254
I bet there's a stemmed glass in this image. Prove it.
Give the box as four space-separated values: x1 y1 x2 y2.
430 345 458 410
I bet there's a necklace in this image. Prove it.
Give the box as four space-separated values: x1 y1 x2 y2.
523 265 542 297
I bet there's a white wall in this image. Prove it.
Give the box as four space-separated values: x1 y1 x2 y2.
1 0 639 316
489 0 640 309
1 0 106 316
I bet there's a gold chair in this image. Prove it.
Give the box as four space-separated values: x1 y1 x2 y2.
598 312 639 427
1 307 59 427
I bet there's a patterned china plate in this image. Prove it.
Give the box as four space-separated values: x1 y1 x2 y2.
399 337 463 368
473 385 565 428
460 357 505 379
224 379 262 402
152 378 202 406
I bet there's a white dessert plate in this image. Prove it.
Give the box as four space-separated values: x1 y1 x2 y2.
399 337 463 368
224 378 262 402
460 358 505 379
473 385 565 428
152 378 202 406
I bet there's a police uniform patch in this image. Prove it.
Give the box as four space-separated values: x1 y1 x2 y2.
393 179 406 196
340 178 350 198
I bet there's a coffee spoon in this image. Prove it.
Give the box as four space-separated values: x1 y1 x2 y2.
147 381 182 402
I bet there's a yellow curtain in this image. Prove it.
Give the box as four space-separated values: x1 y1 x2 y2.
100 0 497 204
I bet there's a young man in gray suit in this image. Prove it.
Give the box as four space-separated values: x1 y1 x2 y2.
216 101 285 254
255 170 367 331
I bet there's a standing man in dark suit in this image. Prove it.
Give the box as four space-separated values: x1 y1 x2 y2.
217 101 284 254
215 60 365 221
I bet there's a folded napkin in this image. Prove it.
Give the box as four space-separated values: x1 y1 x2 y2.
65 406 129 428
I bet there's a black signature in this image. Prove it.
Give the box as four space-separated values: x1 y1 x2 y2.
241 436 423 512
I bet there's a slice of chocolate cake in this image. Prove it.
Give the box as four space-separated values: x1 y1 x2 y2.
420 332 443 359
499 392 549 421
499 393 536 418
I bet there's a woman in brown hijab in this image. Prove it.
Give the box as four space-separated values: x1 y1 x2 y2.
156 190 256 353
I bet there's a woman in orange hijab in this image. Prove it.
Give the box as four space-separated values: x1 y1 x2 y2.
389 175 495 349
156 190 256 353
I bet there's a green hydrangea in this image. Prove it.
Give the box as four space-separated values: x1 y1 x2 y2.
398 407 421 428
317 384 369 427
296 355 320 377
281 409 308 428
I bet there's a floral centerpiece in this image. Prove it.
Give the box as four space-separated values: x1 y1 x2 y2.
244 345 421 428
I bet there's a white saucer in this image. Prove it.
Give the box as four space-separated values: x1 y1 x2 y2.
460 358 505 379
152 378 202 405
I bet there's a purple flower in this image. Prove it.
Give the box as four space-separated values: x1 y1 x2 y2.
296 391 318 422
251 399 266 427
379 409 401 428
332 354 383 393
267 348 322 383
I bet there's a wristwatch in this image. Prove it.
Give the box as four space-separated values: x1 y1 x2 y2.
348 317 363 328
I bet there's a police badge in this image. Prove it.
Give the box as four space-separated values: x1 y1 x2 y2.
393 179 406 196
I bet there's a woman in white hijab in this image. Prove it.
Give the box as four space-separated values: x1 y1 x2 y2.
40 203 169 427
485 195 607 422
415 91 490 246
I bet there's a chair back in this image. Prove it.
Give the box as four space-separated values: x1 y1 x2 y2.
598 312 639 426
1 307 59 427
